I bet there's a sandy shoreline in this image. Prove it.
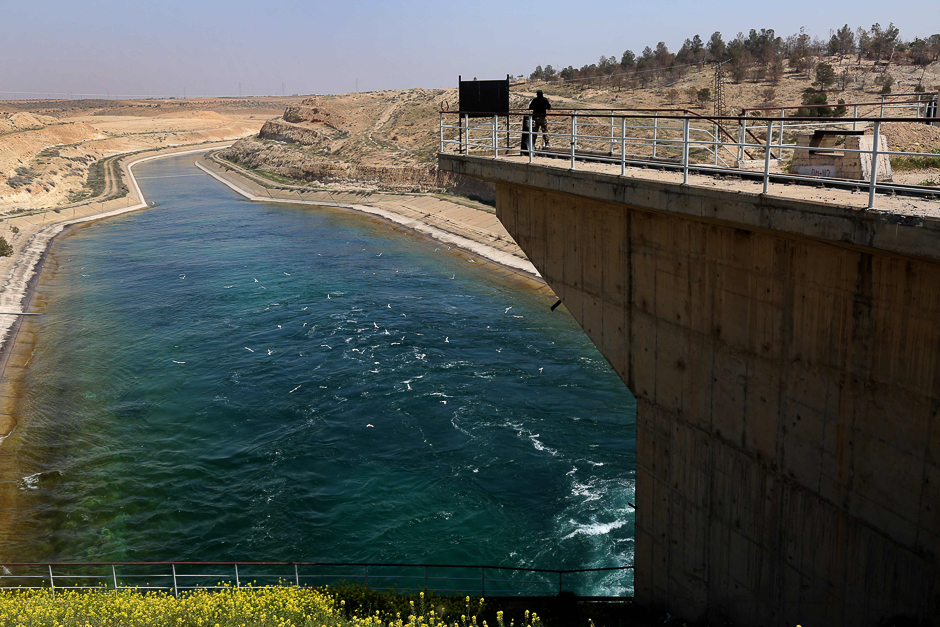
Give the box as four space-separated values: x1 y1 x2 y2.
0 147 547 446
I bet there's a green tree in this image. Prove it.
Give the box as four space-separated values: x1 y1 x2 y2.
696 87 711 109
707 32 726 62
815 63 836 90
0 237 12 258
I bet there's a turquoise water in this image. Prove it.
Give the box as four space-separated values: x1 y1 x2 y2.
7 155 636 594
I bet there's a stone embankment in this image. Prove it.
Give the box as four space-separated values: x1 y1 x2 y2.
221 138 495 201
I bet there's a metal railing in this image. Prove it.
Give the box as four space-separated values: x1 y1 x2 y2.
0 561 633 598
439 106 940 210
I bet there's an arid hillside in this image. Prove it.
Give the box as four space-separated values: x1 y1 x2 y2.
0 97 296 215
221 56 940 194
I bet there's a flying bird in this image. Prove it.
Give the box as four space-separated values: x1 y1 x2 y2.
268 349 274 355
284 272 291 276
172 360 185 364
289 385 301 393
245 347 254 352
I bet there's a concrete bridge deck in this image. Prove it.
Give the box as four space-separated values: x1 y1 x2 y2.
439 152 940 626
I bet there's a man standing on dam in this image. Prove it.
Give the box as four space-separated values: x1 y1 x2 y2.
529 90 552 148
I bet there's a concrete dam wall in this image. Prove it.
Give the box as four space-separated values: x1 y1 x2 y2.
439 154 939 626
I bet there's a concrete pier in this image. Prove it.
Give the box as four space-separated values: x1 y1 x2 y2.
439 153 940 626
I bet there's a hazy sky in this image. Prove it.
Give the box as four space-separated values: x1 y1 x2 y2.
1 0 937 99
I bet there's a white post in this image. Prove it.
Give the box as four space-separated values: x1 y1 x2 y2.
609 114 615 154
235 564 240 588
652 113 658 158
880 95 885 118
172 564 178 598
682 117 690 184
738 118 746 162
570 114 577 170
621 116 626 176
463 115 469 155
853 105 858 131
714 123 719 165
778 108 785 154
49 565 55 599
112 565 118 595
868 121 881 209
528 116 534 163
295 564 300 587
492 115 498 157
763 119 773 194
439 112 444 152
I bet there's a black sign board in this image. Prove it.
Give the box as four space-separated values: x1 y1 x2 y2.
458 75 510 117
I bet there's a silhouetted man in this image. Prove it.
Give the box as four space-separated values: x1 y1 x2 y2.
528 90 551 148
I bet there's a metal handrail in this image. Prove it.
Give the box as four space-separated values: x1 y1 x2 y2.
0 561 634 598
439 110 940 210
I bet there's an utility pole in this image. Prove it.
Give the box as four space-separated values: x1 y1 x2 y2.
713 61 725 117
282 81 285 96
239 82 242 97
183 86 186 100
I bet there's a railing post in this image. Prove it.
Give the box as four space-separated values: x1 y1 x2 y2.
868 120 881 209
112 565 118 595
609 114 614 155
778 108 785 154
295 564 300 587
714 123 719 165
763 119 773 194
621 116 626 176
528 116 534 164
570 114 577 170
172 564 178 598
853 105 859 131
235 564 240 588
48 564 55 599
492 115 498 158
652 113 658 158
682 117 690 184
439 112 444 152
738 118 746 162
880 95 885 118
463 115 469 156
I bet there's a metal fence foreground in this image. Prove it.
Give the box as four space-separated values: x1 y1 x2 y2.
0 561 633 598
440 101 940 211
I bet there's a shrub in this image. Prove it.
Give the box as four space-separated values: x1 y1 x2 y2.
0 237 13 257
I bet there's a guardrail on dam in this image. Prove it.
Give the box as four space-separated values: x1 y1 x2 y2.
438 116 940 625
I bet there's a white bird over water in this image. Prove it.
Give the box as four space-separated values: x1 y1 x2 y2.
327 294 331 299
366 424 374 428
504 307 512 313
254 278 258 282
445 337 449 343
268 349 274 355
179 274 186 279
284 272 291 276
172 360 185 364
277 325 282 329
387 304 391 308
289 384 301 393
320 344 331 349
224 285 233 289
245 347 254 353
373 322 379 328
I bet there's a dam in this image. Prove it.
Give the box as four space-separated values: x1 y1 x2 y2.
439 110 940 625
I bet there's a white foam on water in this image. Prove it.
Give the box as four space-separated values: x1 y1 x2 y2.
19 472 42 491
562 519 627 539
